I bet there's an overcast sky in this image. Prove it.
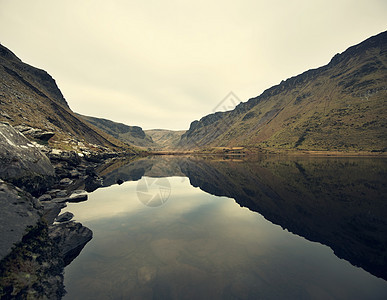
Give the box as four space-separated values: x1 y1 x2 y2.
0 1 386 130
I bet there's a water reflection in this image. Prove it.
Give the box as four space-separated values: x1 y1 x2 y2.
63 156 387 299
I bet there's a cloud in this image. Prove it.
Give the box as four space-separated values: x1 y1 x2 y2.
0 0 386 129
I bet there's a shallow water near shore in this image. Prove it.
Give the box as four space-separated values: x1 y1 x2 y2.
62 156 387 299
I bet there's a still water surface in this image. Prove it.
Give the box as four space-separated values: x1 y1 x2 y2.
63 156 387 299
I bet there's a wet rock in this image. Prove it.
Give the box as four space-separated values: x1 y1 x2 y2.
56 190 68 198
56 212 74 223
0 180 41 260
47 189 62 196
59 178 73 185
68 192 88 203
49 221 93 266
51 197 68 204
84 175 103 192
38 193 52 202
55 167 71 179
69 169 82 178
0 123 55 194
42 201 66 225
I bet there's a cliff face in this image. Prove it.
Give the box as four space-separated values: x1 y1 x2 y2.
179 31 387 151
0 44 135 152
76 114 155 148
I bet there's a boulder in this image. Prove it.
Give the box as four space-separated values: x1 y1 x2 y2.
68 191 88 203
14 125 55 142
84 175 103 192
49 221 93 266
0 180 41 261
0 123 55 195
42 201 66 224
55 212 74 223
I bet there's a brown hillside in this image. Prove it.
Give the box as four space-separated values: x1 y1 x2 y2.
0 44 136 153
179 31 387 152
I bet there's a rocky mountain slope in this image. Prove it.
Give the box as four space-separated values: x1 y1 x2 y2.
145 129 186 150
179 31 387 152
0 44 136 153
76 114 186 150
76 113 154 148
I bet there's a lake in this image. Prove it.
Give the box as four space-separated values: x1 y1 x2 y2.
62 156 387 299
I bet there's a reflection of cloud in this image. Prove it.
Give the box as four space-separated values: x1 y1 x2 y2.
64 177 218 222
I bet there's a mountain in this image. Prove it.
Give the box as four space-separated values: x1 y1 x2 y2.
75 114 186 150
179 31 387 152
145 129 186 150
0 44 136 153
76 113 154 148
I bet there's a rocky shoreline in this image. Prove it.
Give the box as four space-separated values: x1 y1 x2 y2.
0 123 135 299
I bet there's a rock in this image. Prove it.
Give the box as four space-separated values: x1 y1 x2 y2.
55 212 74 223
68 192 88 203
48 150 81 167
47 189 62 196
1 112 12 120
49 221 93 266
17 126 55 141
38 193 52 202
50 191 87 204
54 167 71 179
85 166 97 176
51 197 68 204
32 131 55 141
13 125 32 133
42 201 66 224
56 190 68 197
69 169 82 178
0 180 41 260
84 175 103 192
59 178 73 185
0 123 55 195
117 179 124 185
72 189 87 194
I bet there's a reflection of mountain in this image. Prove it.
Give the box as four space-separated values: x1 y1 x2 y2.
96 156 185 187
179 157 387 281
96 156 387 280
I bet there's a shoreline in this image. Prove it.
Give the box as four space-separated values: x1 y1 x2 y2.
147 149 387 157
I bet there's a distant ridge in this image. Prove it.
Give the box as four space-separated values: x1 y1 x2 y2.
76 113 154 148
